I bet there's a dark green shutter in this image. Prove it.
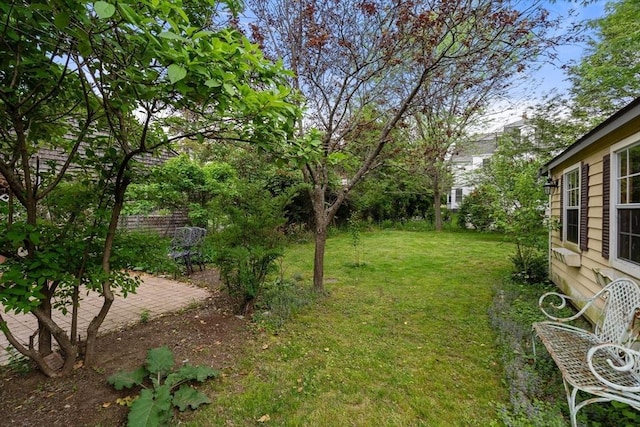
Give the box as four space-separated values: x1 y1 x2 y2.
580 162 589 251
602 154 610 259
559 175 563 241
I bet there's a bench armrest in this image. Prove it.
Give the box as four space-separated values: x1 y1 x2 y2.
538 291 597 322
587 343 640 393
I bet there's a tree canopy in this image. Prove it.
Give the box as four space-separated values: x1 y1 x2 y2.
568 0 640 123
0 0 297 376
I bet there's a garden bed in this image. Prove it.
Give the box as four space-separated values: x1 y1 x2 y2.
0 270 250 427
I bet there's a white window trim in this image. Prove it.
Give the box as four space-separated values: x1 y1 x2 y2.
562 164 581 247
609 135 640 279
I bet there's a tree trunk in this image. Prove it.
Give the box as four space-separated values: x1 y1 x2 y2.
37 289 53 356
434 187 442 231
32 307 77 376
313 221 328 293
84 175 129 366
310 180 328 292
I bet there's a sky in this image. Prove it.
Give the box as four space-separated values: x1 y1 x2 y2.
482 0 608 132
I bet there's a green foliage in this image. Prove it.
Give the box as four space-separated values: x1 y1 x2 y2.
140 309 150 324
124 156 238 227
211 181 294 313
510 245 549 284
0 0 299 374
4 346 32 375
465 133 549 283
457 186 498 231
0 222 142 315
112 231 177 274
581 400 640 427
107 346 218 427
349 162 432 223
568 0 640 122
489 278 568 426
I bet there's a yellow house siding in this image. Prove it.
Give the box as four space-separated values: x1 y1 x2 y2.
544 99 640 324
548 143 612 322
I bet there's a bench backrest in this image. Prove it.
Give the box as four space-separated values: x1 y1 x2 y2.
595 278 640 347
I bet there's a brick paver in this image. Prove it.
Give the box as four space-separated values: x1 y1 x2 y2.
0 274 210 365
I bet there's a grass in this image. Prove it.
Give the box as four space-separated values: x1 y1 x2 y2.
184 229 514 426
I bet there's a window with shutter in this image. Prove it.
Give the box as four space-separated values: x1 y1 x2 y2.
615 144 640 265
564 167 580 245
559 175 563 240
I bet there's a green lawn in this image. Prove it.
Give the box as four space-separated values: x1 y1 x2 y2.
186 230 513 426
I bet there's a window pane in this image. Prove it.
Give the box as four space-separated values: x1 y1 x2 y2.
566 209 579 243
630 146 640 174
632 176 640 203
570 170 579 187
620 209 631 233
632 236 640 264
621 151 628 176
620 178 628 203
620 234 630 260
633 210 640 234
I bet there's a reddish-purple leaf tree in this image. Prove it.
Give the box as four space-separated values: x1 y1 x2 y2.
248 0 559 291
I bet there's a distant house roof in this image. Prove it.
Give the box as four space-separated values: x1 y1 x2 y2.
541 97 640 175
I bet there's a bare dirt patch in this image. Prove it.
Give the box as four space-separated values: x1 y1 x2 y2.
0 269 251 427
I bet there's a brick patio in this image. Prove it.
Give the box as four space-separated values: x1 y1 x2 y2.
0 274 210 365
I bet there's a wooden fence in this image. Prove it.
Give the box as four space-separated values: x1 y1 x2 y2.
118 212 189 237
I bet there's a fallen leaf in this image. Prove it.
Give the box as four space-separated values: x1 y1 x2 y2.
257 414 271 423
262 343 269 350
102 402 111 408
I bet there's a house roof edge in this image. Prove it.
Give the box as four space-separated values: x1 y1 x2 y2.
540 97 640 176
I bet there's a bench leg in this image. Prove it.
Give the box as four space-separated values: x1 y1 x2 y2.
564 380 579 427
564 378 618 427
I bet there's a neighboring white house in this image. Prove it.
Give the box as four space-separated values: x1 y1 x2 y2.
447 118 533 211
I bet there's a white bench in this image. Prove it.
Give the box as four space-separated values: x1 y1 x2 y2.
533 278 640 427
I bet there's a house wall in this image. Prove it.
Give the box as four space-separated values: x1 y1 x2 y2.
548 123 640 323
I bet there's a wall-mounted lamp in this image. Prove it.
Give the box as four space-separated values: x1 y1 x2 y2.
543 176 558 196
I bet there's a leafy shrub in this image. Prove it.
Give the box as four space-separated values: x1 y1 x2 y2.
456 186 498 231
107 346 218 427
215 245 282 313
112 231 178 274
5 346 32 375
510 249 549 284
211 182 292 314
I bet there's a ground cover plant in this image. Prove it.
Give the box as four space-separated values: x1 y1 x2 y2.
183 229 514 426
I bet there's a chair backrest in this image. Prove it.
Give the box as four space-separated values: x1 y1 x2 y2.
171 227 192 248
595 278 640 347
